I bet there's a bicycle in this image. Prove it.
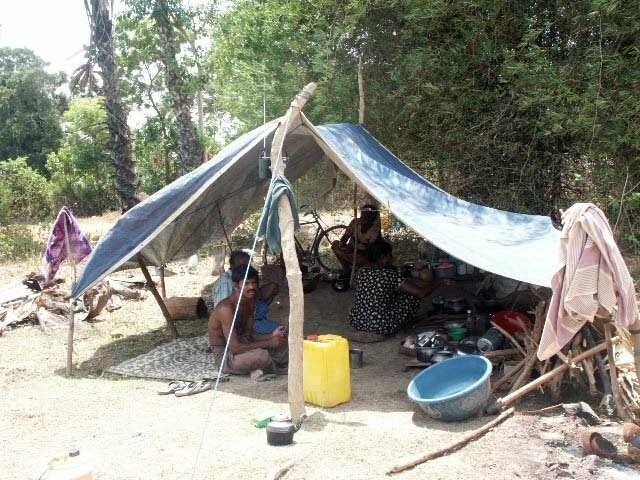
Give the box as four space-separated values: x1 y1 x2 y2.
294 205 348 273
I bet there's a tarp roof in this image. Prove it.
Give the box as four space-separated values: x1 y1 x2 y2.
72 114 560 298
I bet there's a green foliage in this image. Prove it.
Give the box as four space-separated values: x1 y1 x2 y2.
46 97 119 215
0 157 51 225
133 117 173 194
207 0 361 133
208 0 640 251
0 48 65 173
0 224 43 261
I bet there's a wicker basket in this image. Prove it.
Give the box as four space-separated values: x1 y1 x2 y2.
164 296 208 320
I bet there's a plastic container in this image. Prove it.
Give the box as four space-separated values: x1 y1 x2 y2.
477 327 505 352
408 355 492 421
303 334 351 407
35 449 94 480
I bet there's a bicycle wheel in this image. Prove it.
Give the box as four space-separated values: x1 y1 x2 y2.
314 224 348 271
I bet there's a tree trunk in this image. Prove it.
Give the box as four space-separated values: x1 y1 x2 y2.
92 0 141 212
153 0 202 175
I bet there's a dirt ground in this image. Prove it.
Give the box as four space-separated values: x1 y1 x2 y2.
2 214 640 480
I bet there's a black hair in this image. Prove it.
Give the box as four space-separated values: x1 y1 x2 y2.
367 239 392 263
229 250 250 268
231 264 259 283
361 204 380 219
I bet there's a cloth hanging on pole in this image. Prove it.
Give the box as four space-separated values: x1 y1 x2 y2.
43 206 93 283
257 175 300 255
538 203 638 360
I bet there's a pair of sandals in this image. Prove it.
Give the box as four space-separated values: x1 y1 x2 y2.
157 379 212 397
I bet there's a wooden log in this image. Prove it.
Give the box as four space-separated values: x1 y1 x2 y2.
508 301 546 393
584 326 612 395
487 338 620 414
604 321 629 419
491 357 526 393
490 320 526 358
483 349 519 359
580 349 599 396
387 408 515 474
628 319 640 383
108 279 145 300
138 257 178 338
164 296 207 320
270 82 317 424
548 357 566 402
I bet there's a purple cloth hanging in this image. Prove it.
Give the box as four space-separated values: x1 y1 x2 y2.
43 207 93 282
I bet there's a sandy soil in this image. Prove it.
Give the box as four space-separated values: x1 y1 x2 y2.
2 214 639 480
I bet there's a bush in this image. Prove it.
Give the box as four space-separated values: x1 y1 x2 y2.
0 224 42 261
46 97 119 216
0 157 52 225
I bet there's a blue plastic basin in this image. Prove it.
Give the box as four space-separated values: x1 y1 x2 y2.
407 355 492 421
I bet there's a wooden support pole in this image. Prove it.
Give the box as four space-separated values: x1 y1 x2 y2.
138 257 178 339
358 52 365 125
487 337 620 414
349 52 365 288
159 266 166 299
388 407 515 474
63 217 77 378
350 185 358 288
270 82 317 423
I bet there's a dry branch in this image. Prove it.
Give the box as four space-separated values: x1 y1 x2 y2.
388 408 515 474
488 338 620 414
508 301 545 393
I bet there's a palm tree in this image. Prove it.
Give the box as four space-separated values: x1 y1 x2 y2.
151 0 202 174
72 0 141 212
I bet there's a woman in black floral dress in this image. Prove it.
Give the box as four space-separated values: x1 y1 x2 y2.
349 240 442 335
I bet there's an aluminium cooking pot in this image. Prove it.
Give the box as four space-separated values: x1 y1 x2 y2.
430 350 455 364
415 346 439 363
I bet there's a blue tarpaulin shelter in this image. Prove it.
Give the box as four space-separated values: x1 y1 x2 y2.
72 114 559 298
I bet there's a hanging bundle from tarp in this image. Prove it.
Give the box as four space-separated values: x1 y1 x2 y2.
257 175 300 254
43 206 93 282
538 203 639 360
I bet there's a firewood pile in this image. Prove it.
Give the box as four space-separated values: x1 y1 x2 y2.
0 273 146 335
487 299 640 422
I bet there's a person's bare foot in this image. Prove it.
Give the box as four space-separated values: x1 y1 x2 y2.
250 369 264 380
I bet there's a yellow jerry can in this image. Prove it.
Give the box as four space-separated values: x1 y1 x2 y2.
303 334 351 407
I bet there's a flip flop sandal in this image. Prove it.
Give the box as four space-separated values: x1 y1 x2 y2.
256 373 277 382
157 380 188 395
175 380 212 397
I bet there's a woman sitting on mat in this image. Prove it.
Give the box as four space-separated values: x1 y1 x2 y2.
349 239 444 336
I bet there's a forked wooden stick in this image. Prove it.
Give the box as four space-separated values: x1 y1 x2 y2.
490 320 527 358
387 408 515 474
